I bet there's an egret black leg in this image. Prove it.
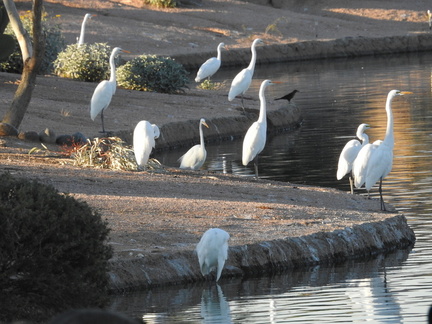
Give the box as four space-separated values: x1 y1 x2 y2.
253 155 259 179
100 110 106 133
349 175 354 194
379 177 386 211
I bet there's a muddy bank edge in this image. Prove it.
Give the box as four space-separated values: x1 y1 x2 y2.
108 214 415 292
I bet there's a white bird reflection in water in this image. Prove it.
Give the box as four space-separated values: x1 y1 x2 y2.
200 284 232 323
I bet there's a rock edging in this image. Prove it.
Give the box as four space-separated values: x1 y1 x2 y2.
173 34 432 70
108 214 415 292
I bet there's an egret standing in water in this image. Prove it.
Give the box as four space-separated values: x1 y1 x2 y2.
133 121 160 169
228 38 264 110
196 228 230 282
195 42 226 82
179 118 209 170
427 10 432 30
337 123 371 194
77 13 96 46
90 47 129 133
242 79 282 178
353 90 412 211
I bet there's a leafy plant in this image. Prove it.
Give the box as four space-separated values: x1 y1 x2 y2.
117 54 189 93
0 11 65 74
143 0 177 8
0 172 112 322
54 43 119 82
197 79 225 90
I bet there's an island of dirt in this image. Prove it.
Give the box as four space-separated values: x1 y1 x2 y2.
0 0 421 289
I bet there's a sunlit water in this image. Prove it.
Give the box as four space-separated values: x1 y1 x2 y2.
110 53 432 323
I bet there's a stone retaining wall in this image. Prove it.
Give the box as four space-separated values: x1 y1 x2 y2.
108 215 415 292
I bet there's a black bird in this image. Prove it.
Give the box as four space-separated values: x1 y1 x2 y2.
275 89 299 103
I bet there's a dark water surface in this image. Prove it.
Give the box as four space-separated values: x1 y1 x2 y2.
110 52 432 323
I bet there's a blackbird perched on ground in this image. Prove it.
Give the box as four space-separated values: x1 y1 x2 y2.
275 89 300 102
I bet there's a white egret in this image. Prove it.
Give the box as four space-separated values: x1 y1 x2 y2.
195 42 226 82
336 123 371 194
133 121 160 169
275 89 300 103
428 10 432 30
90 47 129 133
242 79 282 178
196 228 230 282
228 38 264 110
352 90 412 210
179 118 209 170
77 13 96 46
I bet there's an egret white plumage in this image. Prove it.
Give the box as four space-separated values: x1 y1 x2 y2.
77 13 96 46
352 90 412 210
195 42 226 82
336 123 371 194
90 47 129 133
428 10 432 30
133 121 160 169
196 228 230 282
228 38 264 110
242 79 282 178
179 118 209 170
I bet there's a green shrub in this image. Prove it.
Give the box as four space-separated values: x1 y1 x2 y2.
0 11 65 74
144 0 177 8
117 54 189 93
0 173 113 322
54 43 121 82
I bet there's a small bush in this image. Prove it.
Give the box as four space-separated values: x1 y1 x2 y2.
0 173 113 322
0 11 65 74
143 0 177 8
54 43 120 82
198 79 225 90
117 54 189 94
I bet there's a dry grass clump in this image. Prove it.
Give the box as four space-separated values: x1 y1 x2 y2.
71 137 163 171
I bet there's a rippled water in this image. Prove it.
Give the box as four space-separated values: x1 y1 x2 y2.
110 52 432 323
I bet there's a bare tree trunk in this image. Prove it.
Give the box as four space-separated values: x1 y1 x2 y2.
1 0 43 130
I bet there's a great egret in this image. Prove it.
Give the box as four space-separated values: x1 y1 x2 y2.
179 118 209 170
90 47 129 133
336 123 371 194
133 121 160 169
196 228 230 282
428 10 432 30
352 90 412 211
242 79 282 178
77 13 96 46
275 89 300 103
228 38 264 110
195 42 226 82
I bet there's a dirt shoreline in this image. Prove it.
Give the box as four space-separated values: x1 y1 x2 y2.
0 0 421 289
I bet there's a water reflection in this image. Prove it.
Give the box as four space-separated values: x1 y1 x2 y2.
200 284 231 324
116 52 432 322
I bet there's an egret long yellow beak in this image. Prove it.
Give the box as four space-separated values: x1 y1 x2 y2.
401 91 413 95
121 49 131 53
203 122 209 128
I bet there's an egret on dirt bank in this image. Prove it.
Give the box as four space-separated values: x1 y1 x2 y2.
195 42 226 82
242 79 282 178
336 123 371 194
179 118 209 170
196 228 230 282
90 47 129 133
133 121 160 169
228 38 264 110
352 90 412 211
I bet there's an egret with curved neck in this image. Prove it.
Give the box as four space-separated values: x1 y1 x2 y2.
242 79 282 178
228 38 264 110
195 42 226 82
337 123 371 194
353 90 412 210
179 118 210 170
77 13 95 46
90 47 129 133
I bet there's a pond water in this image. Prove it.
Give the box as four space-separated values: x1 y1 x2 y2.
109 52 432 323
